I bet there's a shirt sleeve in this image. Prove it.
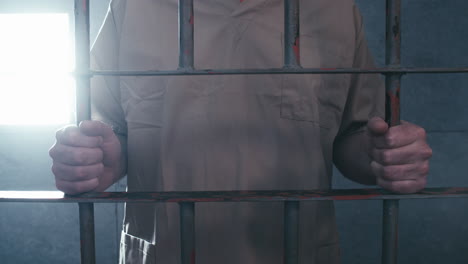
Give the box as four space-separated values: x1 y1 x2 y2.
90 0 127 136
336 4 385 138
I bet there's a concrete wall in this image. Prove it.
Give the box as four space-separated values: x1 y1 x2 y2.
1 0 467 263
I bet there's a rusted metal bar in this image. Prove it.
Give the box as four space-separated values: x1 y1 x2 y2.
178 0 194 70
180 202 195 264
87 67 468 77
284 201 299 264
385 0 402 127
3 188 468 203
75 1 95 263
79 203 96 264
284 0 300 68
283 1 300 261
383 1 402 264
382 200 399 264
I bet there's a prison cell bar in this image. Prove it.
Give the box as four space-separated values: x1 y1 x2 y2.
75 1 96 264
283 0 301 263
383 1 402 264
4 188 468 203
90 67 468 76
178 1 196 264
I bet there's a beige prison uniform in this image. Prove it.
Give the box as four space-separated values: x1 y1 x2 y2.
91 0 384 263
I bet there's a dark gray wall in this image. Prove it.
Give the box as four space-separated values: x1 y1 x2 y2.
1 0 467 263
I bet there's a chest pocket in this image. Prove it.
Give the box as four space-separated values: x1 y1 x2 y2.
280 34 351 131
280 74 324 127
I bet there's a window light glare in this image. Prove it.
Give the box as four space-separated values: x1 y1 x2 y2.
0 13 75 125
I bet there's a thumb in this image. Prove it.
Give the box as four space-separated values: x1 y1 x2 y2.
79 120 115 142
367 117 388 136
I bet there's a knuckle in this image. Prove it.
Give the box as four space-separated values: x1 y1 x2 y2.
420 162 430 175
416 127 427 140
48 147 57 158
423 147 433 159
63 126 79 144
55 181 71 194
74 150 88 164
384 134 396 147
382 166 395 178
73 166 88 180
62 126 74 136
68 134 80 146
380 150 393 165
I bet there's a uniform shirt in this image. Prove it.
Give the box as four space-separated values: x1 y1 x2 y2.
90 0 384 263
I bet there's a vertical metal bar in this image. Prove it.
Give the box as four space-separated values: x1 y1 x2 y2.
383 1 401 264
75 1 95 264
284 201 299 264
284 0 301 68
385 0 402 126
178 0 194 70
284 1 300 262
180 202 195 264
75 0 91 122
382 200 399 264
79 203 96 264
178 1 195 260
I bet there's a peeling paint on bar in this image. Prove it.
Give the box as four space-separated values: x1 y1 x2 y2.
383 1 402 264
284 0 300 68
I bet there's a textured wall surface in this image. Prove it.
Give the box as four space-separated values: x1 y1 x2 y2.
0 0 467 263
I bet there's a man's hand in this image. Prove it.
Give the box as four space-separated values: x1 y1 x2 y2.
367 117 432 194
49 121 122 195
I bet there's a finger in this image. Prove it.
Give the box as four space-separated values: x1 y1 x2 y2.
49 144 103 166
377 177 427 194
52 162 104 182
371 142 433 165
367 117 388 136
55 178 99 195
56 125 103 148
79 120 115 142
372 121 427 149
371 161 429 181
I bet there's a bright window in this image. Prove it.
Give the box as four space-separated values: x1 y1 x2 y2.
0 13 75 125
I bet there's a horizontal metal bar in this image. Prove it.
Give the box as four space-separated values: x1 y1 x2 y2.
2 187 468 203
87 67 468 76
1 67 467 77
